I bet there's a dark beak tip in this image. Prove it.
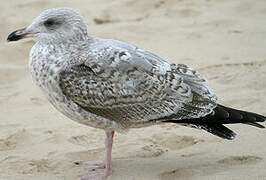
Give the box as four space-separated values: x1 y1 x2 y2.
6 37 12 42
7 30 22 42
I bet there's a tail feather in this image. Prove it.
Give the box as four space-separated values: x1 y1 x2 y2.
165 104 266 125
192 123 236 140
164 104 265 140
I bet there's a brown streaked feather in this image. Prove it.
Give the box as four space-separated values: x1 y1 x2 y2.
58 44 217 127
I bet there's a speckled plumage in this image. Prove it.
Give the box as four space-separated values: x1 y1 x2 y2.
28 9 217 132
8 7 265 179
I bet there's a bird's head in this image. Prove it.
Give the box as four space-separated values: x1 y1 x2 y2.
7 8 88 43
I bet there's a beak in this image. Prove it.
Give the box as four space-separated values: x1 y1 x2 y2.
7 28 33 42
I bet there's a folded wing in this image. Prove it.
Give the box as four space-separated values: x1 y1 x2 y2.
58 40 217 128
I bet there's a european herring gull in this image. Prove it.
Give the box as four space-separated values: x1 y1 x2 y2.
7 8 265 180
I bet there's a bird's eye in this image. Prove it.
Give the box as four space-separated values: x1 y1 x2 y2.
44 19 56 27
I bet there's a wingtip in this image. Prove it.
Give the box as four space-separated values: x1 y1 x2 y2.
227 134 236 140
222 130 236 140
243 122 265 128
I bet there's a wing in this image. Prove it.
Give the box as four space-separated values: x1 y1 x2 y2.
59 39 217 128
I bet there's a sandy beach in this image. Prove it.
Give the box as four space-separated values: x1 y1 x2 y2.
1 0 266 179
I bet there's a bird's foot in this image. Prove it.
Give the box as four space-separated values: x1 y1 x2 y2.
81 169 112 180
74 160 106 170
77 131 114 180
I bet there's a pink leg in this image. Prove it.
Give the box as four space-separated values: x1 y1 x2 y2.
80 131 114 180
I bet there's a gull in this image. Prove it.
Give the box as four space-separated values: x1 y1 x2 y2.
7 8 265 180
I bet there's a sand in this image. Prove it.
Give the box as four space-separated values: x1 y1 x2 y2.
1 0 266 179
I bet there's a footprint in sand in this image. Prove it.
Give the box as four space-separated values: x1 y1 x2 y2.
0 129 29 151
65 149 104 163
27 159 58 173
159 168 196 180
67 133 102 147
5 157 58 174
68 135 91 146
152 134 203 150
135 134 202 158
217 155 262 165
198 60 266 85
138 144 167 158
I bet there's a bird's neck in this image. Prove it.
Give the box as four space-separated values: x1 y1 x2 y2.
29 36 94 87
40 35 94 60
